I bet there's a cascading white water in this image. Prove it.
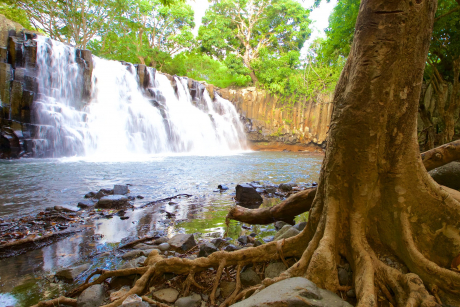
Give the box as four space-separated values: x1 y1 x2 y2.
33 37 248 159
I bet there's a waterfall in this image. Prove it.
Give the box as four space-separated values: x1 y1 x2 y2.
32 37 248 159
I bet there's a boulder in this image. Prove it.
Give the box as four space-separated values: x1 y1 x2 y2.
175 293 201 307
279 183 292 192
168 234 196 253
56 263 90 282
231 277 353 307
154 237 168 244
293 222 307 232
77 284 105 307
274 221 290 231
429 161 460 190
224 244 240 252
84 191 96 198
198 242 218 257
158 243 170 251
114 185 129 195
220 281 236 298
235 184 263 203
96 195 129 209
237 235 249 245
152 288 179 303
120 256 146 269
274 225 299 241
265 262 287 279
122 294 149 306
211 238 225 248
110 286 130 302
240 267 261 287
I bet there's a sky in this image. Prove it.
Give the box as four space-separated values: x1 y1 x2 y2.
186 0 338 56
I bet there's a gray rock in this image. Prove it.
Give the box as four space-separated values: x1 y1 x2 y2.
77 284 105 307
220 281 236 298
254 240 263 247
84 191 96 198
211 238 225 248
237 235 249 245
175 293 201 307
218 184 229 190
77 200 96 209
224 244 240 252
152 288 179 303
96 195 129 209
429 162 460 189
279 183 292 192
236 184 263 203
168 234 196 253
114 185 129 195
121 250 145 260
198 242 218 257
122 294 149 306
133 243 154 250
265 262 287 279
158 243 170 251
293 222 307 232
274 221 290 231
346 289 356 298
154 237 168 244
240 267 261 287
56 263 90 282
231 277 353 307
274 225 299 241
338 267 351 286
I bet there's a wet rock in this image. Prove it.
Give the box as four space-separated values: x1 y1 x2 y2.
54 205 76 212
114 184 129 195
133 243 153 250
338 267 351 286
236 184 263 203
220 281 236 298
241 267 261 287
77 200 96 209
152 288 179 303
265 186 277 193
121 250 145 260
56 263 90 282
122 294 149 306
127 196 136 201
265 262 287 279
157 242 169 251
154 237 168 244
263 236 274 243
211 238 225 248
429 162 460 190
77 284 105 307
84 191 96 198
279 183 292 192
254 240 263 247
224 244 240 252
121 256 146 269
218 184 229 190
346 289 356 298
231 277 352 307
198 242 218 257
96 195 129 209
293 222 307 232
175 293 201 307
274 225 299 241
136 195 144 199
238 235 249 245
249 232 257 237
110 286 130 302
274 221 290 231
168 234 196 253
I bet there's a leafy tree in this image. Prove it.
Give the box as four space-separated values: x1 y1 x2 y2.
198 0 312 84
0 1 33 29
90 0 195 66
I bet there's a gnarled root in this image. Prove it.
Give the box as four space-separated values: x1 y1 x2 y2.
31 296 77 307
421 139 460 171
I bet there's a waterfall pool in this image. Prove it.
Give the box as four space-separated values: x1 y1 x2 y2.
0 151 322 306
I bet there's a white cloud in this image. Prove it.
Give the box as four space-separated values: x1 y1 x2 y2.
186 0 338 51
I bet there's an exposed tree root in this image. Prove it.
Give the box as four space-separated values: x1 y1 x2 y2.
31 296 77 307
227 188 316 225
421 140 460 171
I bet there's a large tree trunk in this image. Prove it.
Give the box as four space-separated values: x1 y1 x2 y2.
285 0 460 306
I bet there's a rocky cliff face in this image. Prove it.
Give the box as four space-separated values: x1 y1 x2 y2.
217 87 332 151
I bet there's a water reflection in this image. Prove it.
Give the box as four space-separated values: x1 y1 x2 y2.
0 152 322 306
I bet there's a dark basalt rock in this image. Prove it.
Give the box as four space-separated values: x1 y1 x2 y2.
198 242 218 257
236 183 263 204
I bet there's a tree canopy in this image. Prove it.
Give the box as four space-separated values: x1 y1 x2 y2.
198 0 312 83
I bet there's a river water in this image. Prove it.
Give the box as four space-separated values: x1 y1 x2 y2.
0 151 322 306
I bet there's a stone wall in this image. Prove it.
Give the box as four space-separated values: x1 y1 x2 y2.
217 87 333 151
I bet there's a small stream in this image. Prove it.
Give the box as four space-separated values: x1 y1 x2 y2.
0 151 322 306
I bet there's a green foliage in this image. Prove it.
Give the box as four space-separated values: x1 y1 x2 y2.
0 1 32 29
89 0 195 66
198 0 311 83
162 51 251 88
